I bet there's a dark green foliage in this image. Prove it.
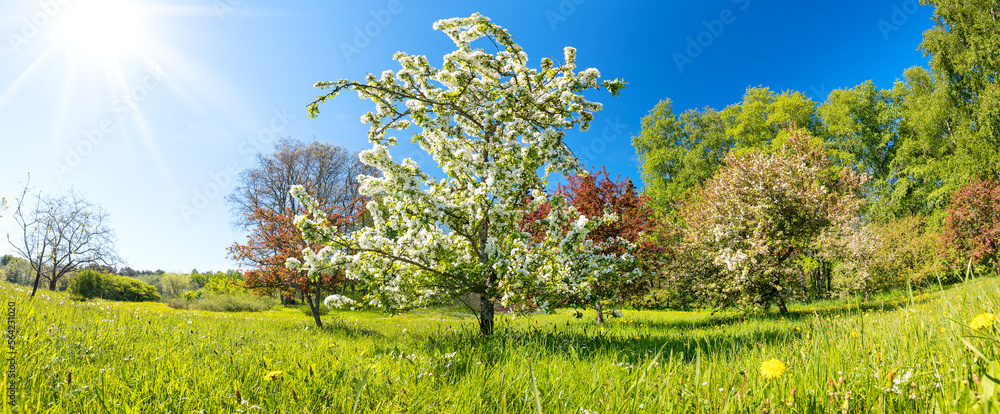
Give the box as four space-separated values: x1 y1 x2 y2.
68 270 160 302
632 100 731 210
818 81 899 218
189 269 209 288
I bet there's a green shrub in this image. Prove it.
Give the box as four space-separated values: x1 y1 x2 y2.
202 272 250 295
870 215 946 289
167 293 276 312
68 270 160 302
68 269 102 298
158 272 192 298
0 257 34 286
165 297 189 309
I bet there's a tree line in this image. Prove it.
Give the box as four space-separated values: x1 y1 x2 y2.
632 0 1000 308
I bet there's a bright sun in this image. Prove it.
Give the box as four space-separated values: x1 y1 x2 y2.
55 0 145 60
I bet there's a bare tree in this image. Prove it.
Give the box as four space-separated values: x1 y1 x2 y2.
228 137 373 227
8 178 56 298
7 178 120 297
227 137 374 327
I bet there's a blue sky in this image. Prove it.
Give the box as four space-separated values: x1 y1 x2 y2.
0 0 934 272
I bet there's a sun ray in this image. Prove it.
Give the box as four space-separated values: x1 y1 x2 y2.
120 96 177 192
0 43 64 109
51 56 86 148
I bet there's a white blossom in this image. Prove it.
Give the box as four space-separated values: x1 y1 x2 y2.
289 13 628 317
323 294 356 309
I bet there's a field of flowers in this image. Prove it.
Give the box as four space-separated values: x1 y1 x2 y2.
1 277 998 413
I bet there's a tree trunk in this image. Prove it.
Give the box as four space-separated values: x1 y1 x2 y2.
814 258 828 299
310 303 323 328
305 293 324 328
594 300 604 324
864 289 870 303
815 260 825 298
478 295 494 336
29 267 42 298
825 262 832 296
48 274 58 291
308 278 324 329
776 295 788 315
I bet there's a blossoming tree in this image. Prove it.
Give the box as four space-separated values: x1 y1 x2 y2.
287 13 626 335
676 130 866 313
523 167 653 323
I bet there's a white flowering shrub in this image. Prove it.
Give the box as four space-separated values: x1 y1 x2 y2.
287 13 626 335
676 130 867 313
323 294 356 310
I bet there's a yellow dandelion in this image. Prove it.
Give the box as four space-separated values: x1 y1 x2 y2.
969 313 996 330
939 327 947 333
264 370 283 381
760 358 786 379
850 331 860 338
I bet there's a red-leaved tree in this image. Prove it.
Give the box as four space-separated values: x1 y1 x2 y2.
228 203 365 328
227 138 374 327
943 177 1000 275
524 167 659 323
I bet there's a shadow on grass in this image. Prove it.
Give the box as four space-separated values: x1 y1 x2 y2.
388 320 800 371
613 291 941 332
391 291 945 372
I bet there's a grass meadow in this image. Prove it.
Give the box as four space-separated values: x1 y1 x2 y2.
1 277 999 413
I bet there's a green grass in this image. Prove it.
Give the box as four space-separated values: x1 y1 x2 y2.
1 278 999 413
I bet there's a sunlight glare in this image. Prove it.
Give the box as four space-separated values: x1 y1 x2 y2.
56 0 144 60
